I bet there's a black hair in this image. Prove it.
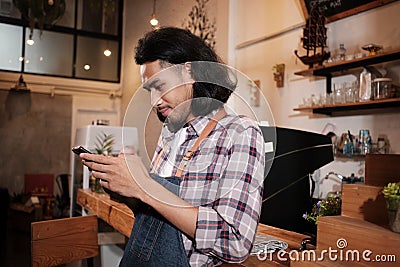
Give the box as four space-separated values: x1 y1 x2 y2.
135 27 237 116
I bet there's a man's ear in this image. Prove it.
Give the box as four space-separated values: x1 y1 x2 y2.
183 62 195 83
184 62 192 74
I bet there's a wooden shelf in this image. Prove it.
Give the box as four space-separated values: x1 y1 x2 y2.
294 48 400 94
293 97 400 115
295 48 400 77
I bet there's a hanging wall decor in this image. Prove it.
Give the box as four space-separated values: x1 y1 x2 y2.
13 0 66 40
183 0 216 48
294 5 330 68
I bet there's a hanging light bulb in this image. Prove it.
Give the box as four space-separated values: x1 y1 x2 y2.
150 0 159 28
27 38 34 46
150 15 159 27
104 49 112 57
27 33 34 46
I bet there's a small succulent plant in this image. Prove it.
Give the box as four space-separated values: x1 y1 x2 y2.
382 182 400 210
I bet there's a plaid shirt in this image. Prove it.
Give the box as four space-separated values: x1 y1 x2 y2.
150 109 265 266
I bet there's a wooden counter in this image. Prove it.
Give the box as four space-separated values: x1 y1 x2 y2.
77 188 310 266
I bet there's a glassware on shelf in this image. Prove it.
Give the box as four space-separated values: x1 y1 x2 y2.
358 129 372 155
372 77 392 100
339 43 346 61
359 68 372 101
362 43 383 56
344 81 359 103
333 83 345 104
325 93 333 105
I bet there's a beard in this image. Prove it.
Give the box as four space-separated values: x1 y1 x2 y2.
155 106 191 133
156 109 166 123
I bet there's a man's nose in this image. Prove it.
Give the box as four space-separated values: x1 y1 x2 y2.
150 90 162 107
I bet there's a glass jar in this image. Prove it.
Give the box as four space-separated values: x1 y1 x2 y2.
333 83 345 104
372 78 392 100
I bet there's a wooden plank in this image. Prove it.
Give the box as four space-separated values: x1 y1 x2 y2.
294 48 400 77
76 189 314 266
317 216 400 267
31 215 98 267
32 215 98 240
77 189 134 237
108 204 134 237
76 189 98 212
97 198 112 224
293 98 400 116
341 184 389 227
256 224 309 251
365 154 400 186
290 250 368 266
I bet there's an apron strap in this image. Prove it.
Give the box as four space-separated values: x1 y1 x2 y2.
151 108 227 177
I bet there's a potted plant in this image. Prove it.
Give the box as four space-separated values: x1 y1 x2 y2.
303 192 342 225
382 182 400 233
90 132 114 193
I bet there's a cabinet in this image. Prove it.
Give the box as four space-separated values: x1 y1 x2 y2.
294 48 400 116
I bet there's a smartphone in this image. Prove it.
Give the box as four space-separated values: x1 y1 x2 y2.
72 145 92 155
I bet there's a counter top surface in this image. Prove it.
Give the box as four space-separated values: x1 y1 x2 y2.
77 188 310 266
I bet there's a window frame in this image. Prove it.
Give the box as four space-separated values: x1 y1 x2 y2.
0 0 123 83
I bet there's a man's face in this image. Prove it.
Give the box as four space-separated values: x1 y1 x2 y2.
140 60 194 131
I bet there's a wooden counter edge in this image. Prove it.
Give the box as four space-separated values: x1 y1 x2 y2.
77 189 310 266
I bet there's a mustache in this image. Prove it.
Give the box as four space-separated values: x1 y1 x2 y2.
156 110 166 122
153 105 171 123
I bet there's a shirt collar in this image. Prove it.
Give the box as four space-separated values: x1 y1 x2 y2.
187 108 220 137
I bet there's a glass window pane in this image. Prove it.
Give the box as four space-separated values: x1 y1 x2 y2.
56 0 76 28
24 29 73 76
75 36 119 81
0 0 21 19
0 23 22 71
77 0 119 35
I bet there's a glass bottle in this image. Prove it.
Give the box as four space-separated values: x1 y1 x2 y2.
339 44 346 61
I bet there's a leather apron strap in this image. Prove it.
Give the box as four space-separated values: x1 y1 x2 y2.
150 108 227 177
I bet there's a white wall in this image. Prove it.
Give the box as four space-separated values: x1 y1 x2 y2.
229 0 400 197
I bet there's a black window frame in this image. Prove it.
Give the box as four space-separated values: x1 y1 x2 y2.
0 0 123 83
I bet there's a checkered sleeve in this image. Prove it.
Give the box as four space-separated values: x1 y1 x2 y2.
194 123 265 263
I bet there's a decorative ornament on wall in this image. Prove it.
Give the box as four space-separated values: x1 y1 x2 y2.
183 0 216 48
294 5 330 68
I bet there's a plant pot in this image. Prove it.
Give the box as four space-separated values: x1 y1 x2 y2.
386 199 400 233
387 208 400 233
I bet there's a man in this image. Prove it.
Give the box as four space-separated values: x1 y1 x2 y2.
81 27 265 266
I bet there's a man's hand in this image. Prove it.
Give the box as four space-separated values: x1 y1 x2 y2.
80 153 150 200
80 152 198 238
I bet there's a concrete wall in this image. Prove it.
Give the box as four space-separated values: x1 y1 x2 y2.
0 91 72 195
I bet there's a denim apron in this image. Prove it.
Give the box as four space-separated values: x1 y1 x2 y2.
119 109 226 267
119 174 190 267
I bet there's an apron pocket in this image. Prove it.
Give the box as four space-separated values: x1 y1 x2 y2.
129 212 164 261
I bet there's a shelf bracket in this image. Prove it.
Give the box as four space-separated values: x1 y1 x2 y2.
326 73 332 94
